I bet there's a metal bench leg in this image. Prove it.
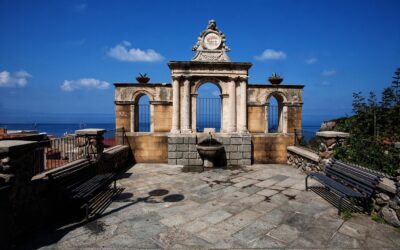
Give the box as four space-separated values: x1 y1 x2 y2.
85 202 89 220
338 196 344 215
305 175 310 191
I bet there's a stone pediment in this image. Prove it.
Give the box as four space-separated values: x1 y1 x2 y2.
192 20 231 62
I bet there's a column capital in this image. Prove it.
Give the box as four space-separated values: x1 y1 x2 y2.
171 75 183 81
182 76 192 82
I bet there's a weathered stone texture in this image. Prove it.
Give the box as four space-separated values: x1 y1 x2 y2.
126 134 168 163
247 106 265 133
153 105 172 132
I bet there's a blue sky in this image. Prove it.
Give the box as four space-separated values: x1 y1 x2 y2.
0 0 399 125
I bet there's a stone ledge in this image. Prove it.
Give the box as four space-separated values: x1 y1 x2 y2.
287 146 319 162
316 131 350 138
75 128 106 135
0 140 38 154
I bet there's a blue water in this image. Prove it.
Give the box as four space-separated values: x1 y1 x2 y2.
0 122 321 138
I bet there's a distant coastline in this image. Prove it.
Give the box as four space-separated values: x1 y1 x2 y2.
0 122 322 138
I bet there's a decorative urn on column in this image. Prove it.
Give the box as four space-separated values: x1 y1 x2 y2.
268 73 283 85
136 73 150 83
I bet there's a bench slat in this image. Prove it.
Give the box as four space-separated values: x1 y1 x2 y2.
308 173 364 198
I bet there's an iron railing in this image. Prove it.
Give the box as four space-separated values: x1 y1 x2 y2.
138 104 150 132
197 97 221 132
33 135 87 175
268 105 278 133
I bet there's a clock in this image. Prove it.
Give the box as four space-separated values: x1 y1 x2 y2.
203 32 222 50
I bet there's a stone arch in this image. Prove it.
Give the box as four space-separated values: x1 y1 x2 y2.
193 77 224 95
131 90 155 104
265 91 288 134
191 77 224 132
130 90 154 132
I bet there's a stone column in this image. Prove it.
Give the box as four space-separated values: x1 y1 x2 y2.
171 76 180 133
265 104 269 133
227 78 237 133
150 103 154 132
238 77 248 133
191 94 198 132
220 94 229 133
282 104 288 134
130 104 135 132
181 77 191 133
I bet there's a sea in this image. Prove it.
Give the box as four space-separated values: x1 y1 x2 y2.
1 122 322 138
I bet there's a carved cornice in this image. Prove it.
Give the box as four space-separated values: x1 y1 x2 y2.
114 101 135 105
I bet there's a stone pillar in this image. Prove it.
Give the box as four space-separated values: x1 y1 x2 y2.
238 78 248 133
227 78 237 133
150 104 154 132
282 104 288 134
265 104 269 133
220 94 229 133
171 76 180 133
130 104 135 132
75 128 106 160
0 140 39 243
181 77 191 133
191 94 198 132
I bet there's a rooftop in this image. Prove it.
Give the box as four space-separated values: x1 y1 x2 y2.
26 164 400 249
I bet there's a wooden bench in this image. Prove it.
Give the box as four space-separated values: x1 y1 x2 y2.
305 159 381 215
46 159 117 219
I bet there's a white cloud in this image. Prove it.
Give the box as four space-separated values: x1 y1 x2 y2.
322 69 336 76
107 41 163 62
0 70 32 88
61 78 110 92
321 81 331 86
254 49 287 61
75 1 87 12
305 57 318 64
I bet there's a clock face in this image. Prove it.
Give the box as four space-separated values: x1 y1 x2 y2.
203 33 222 50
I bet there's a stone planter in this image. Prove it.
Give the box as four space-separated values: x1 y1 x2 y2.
136 77 150 84
268 77 283 85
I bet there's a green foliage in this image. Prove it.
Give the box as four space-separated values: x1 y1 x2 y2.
372 213 385 223
334 68 400 176
341 210 353 220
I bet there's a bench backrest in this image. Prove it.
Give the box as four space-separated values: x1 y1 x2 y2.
47 161 96 192
325 159 381 197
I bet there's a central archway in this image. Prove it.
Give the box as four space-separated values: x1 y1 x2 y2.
196 82 222 132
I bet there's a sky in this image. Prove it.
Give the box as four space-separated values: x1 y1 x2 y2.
0 0 399 125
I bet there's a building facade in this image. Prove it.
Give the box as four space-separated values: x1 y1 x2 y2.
115 20 304 165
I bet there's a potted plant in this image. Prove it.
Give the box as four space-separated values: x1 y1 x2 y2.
268 73 283 85
136 73 150 83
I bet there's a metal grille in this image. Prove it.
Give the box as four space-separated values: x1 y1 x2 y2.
197 97 221 132
138 104 150 132
268 105 279 132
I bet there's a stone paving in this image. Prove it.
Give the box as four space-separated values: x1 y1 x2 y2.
35 164 400 249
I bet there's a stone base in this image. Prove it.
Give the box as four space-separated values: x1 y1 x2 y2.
167 133 252 167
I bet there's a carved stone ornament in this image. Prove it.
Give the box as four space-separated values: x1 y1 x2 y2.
192 20 231 62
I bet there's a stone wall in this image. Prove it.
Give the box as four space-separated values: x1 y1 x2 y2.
286 146 322 172
168 134 252 166
247 105 265 133
153 104 172 132
252 134 294 164
115 104 131 132
126 133 168 163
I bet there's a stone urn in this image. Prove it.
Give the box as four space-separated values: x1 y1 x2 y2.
136 73 150 83
268 73 283 85
196 134 224 167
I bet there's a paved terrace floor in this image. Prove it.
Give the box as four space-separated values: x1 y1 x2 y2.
34 164 400 249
